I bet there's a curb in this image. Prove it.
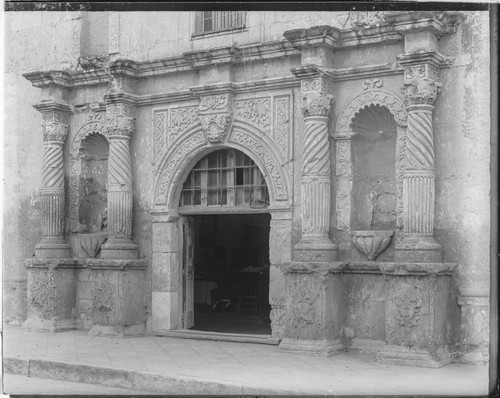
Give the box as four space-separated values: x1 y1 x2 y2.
3 357 299 395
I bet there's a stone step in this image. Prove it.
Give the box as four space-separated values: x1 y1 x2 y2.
154 329 281 345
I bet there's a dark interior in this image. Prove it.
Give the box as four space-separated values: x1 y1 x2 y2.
191 213 272 335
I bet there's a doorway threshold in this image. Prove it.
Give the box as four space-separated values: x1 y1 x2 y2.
155 329 281 345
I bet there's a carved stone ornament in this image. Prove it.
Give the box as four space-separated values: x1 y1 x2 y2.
234 98 271 133
106 103 135 137
362 78 383 90
401 79 441 106
170 106 199 141
350 230 394 261
199 94 229 112
199 113 232 143
335 90 407 134
395 290 423 332
42 113 69 143
77 55 109 70
302 93 333 118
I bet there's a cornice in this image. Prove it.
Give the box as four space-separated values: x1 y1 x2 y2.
33 101 73 114
383 11 463 37
104 92 138 106
397 51 452 68
190 83 237 97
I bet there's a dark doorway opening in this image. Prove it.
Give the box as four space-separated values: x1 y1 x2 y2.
191 213 271 335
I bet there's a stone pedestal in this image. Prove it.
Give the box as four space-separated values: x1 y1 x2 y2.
23 258 78 332
278 262 345 356
85 259 146 337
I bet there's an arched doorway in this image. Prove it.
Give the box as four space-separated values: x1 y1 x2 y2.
179 148 272 335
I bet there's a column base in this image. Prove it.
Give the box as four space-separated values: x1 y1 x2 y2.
395 235 442 262
376 344 451 368
23 317 76 333
294 238 337 262
88 324 145 338
35 240 71 258
278 338 345 356
101 238 138 259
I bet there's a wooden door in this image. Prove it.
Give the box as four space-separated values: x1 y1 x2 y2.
182 216 195 329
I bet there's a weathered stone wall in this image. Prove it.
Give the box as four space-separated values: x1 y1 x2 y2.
3 12 82 324
433 11 491 362
3 11 491 364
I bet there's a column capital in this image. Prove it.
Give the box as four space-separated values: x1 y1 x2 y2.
302 93 333 118
37 108 70 144
106 102 135 138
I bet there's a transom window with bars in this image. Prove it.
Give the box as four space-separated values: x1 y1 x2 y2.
180 149 269 208
194 11 246 35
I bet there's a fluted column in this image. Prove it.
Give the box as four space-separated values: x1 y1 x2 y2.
294 83 337 262
35 105 72 258
396 55 444 262
101 102 138 259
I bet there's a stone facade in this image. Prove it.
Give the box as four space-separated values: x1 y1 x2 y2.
3 10 492 366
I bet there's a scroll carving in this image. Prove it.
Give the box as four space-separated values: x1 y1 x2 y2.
156 132 206 205
234 98 271 133
231 130 287 201
273 96 290 160
154 110 168 165
170 106 198 142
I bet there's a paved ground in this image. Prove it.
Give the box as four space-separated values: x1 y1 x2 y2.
2 374 146 395
2 324 490 395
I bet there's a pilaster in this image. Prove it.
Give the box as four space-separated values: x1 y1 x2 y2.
34 102 72 258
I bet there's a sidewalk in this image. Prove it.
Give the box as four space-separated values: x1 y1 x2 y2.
2 324 489 395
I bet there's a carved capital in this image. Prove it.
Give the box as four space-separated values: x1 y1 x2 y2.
401 79 441 106
42 113 69 143
199 113 232 143
106 103 135 138
302 93 333 118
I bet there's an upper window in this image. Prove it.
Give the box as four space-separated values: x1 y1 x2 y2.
194 11 246 35
180 149 269 209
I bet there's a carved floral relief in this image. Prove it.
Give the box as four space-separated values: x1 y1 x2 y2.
234 98 271 133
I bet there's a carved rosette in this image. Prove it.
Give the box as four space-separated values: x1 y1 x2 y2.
197 94 232 144
105 102 135 242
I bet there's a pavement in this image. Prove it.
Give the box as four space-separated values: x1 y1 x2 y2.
1 324 490 396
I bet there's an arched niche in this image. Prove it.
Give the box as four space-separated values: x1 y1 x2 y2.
154 124 290 211
333 90 407 234
69 119 110 257
350 104 398 230
78 133 109 233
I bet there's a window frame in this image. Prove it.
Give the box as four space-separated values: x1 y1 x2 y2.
179 149 270 213
192 11 247 37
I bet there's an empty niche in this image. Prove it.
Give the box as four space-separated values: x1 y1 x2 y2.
350 104 397 231
78 133 109 234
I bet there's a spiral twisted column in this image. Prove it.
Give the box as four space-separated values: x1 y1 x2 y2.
294 92 337 262
101 102 138 259
396 59 443 262
36 109 71 258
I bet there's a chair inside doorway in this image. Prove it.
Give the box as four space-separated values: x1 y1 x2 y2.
179 148 272 335
191 214 271 335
